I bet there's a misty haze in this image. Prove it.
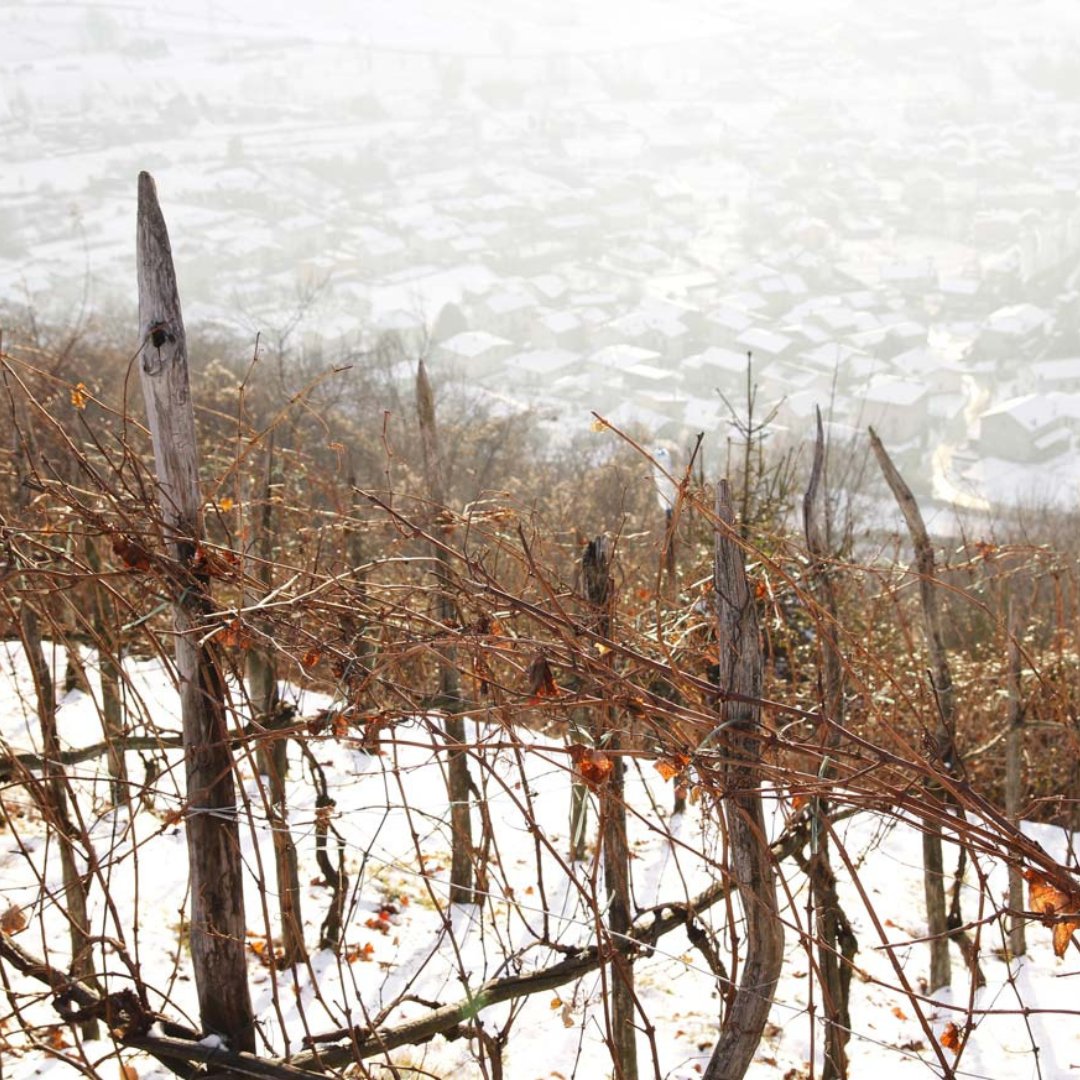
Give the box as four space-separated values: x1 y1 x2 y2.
7 0 1080 517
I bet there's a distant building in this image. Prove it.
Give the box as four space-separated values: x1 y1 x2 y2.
857 377 930 446
502 348 581 389
1032 357 1080 395
433 330 515 378
682 346 748 397
977 393 1076 463
976 302 1053 360
735 326 793 366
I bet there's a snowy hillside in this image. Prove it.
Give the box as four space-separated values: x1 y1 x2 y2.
0 641 1070 1079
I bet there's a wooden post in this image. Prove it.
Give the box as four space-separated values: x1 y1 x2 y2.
1005 597 1026 958
582 535 638 1080
416 360 475 904
703 480 784 1080
247 436 307 968
136 171 255 1050
803 409 856 1080
651 446 678 591
868 427 952 992
567 700 590 862
85 537 129 807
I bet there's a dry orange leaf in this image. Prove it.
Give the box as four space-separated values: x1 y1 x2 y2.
940 1021 961 1052
345 942 375 963
219 619 251 649
112 534 152 571
1025 868 1080 957
567 743 613 789
655 760 680 782
1 905 27 935
891 1006 908 1021
527 655 560 702
655 755 690 782
70 382 89 410
301 648 322 670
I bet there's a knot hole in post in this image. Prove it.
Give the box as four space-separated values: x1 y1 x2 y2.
149 322 174 349
142 321 175 374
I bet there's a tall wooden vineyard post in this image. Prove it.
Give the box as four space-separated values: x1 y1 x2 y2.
136 171 255 1049
868 427 954 993
416 360 476 904
803 408 857 1080
582 535 638 1080
703 480 784 1080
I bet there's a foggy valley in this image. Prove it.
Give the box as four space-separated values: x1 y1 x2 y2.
6 0 1080 511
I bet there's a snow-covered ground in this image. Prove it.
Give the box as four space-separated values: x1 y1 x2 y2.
0 640 1073 1079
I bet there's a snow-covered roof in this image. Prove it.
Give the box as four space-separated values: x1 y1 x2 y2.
484 289 536 316
986 303 1051 337
607 309 688 340
542 310 581 334
626 362 674 383
588 344 661 369
1033 357 1080 384
439 330 512 359
737 326 792 356
683 346 748 373
683 397 723 428
980 393 1075 430
503 349 580 377
530 273 569 302
864 378 928 408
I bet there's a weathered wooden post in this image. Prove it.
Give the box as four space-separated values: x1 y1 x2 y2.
582 535 638 1080
703 480 784 1080
651 443 688 812
416 359 475 904
1004 597 1026 958
247 435 307 968
651 445 678 587
868 427 953 993
803 409 856 1080
136 171 255 1049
